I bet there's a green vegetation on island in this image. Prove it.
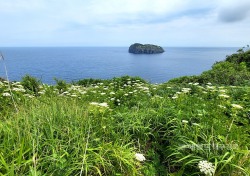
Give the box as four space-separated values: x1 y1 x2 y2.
0 48 249 175
129 43 164 54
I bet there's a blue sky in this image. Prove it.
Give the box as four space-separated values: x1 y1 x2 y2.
0 0 249 47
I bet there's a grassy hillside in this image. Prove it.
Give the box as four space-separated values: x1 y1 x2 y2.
0 49 249 175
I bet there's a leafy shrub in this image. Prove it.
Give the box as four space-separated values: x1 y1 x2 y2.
225 47 250 68
75 78 107 87
21 75 40 94
75 76 147 88
199 61 250 85
54 78 68 93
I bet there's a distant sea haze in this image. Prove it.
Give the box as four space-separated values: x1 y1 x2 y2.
0 47 238 84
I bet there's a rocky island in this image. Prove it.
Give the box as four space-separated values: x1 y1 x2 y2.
128 43 164 54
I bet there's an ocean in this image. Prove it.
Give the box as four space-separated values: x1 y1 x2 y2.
0 47 238 84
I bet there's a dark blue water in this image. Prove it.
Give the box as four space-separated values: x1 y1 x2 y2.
0 47 238 84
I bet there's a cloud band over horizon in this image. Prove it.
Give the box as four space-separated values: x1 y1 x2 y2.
0 0 249 47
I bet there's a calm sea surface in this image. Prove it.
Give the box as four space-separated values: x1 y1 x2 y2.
0 47 238 84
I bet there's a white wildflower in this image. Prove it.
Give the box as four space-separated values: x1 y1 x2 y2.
98 102 109 107
192 123 200 126
12 87 26 92
207 86 215 89
79 91 87 94
231 104 243 109
24 94 34 98
172 96 178 99
182 88 191 91
218 105 226 109
218 94 230 98
110 92 115 95
182 120 188 124
2 92 11 97
90 102 99 106
62 91 69 95
71 94 77 97
100 92 106 95
124 93 128 96
135 153 146 162
219 89 226 93
182 88 191 93
38 91 45 94
17 84 24 88
198 160 215 176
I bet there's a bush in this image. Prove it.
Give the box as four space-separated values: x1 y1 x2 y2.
199 61 250 85
21 75 40 94
75 78 108 87
54 78 68 93
225 47 250 68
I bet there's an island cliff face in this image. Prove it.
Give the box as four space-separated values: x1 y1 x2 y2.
129 43 164 54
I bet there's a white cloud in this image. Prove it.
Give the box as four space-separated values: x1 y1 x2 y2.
217 0 250 22
0 0 249 46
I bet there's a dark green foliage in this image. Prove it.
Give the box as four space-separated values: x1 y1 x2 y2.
75 76 147 87
75 78 108 86
168 75 200 84
21 75 40 94
199 61 250 85
54 78 68 93
225 47 250 68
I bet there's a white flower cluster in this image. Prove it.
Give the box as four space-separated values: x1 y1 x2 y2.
135 153 146 162
90 102 109 108
231 104 243 109
198 160 215 176
2 92 11 97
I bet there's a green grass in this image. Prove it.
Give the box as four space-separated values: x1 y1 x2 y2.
0 76 249 175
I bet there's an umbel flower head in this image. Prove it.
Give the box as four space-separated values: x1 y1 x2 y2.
198 160 215 176
135 153 146 162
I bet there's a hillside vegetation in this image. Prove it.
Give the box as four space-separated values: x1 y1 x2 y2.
0 48 249 175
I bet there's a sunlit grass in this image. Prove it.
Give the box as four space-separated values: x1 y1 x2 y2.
0 76 249 175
